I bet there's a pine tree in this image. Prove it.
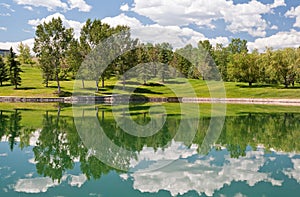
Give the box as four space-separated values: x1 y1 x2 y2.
0 56 8 86
6 47 22 89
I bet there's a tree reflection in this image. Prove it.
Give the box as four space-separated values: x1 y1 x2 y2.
1 106 300 181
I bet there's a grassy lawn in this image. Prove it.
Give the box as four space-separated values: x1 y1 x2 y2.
1 65 300 99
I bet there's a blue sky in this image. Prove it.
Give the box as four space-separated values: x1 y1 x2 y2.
0 0 300 51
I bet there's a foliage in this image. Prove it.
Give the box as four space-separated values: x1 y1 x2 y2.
33 17 73 93
6 47 22 89
0 56 8 86
18 42 34 65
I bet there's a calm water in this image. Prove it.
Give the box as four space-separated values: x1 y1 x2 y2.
1 104 300 197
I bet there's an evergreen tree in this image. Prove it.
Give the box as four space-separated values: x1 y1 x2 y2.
6 47 22 89
0 56 8 86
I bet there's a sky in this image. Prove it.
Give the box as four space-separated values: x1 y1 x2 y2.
0 0 300 52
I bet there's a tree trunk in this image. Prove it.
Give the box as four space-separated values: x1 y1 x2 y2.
56 73 61 94
96 106 99 118
96 80 99 92
81 79 85 89
284 78 288 88
102 110 104 122
101 78 105 88
45 76 49 88
123 75 126 90
249 82 252 87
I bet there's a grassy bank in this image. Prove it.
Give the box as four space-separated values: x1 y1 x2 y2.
0 65 300 99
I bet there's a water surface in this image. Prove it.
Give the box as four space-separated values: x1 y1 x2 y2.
1 104 300 196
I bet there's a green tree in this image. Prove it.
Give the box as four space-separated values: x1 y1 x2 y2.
270 48 300 88
134 44 153 84
198 40 220 80
33 17 74 94
6 47 22 89
0 56 8 86
65 39 83 79
228 50 260 86
79 19 116 89
8 110 22 151
18 42 34 65
157 42 173 83
112 30 139 90
214 43 230 81
228 38 248 54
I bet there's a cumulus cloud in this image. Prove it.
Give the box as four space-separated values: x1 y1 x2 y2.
129 0 286 37
102 14 228 49
120 3 130 12
24 6 33 11
129 147 283 196
14 174 87 194
284 158 300 183
28 13 84 38
0 38 34 53
14 0 92 12
271 0 286 8
67 0 92 12
14 177 62 193
14 0 68 11
68 174 87 187
285 6 300 28
248 29 300 51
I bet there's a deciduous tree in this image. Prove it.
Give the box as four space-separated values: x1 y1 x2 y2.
33 17 74 94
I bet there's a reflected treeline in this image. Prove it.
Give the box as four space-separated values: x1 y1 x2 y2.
1 107 300 181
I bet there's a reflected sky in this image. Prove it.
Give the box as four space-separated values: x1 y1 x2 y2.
1 140 300 197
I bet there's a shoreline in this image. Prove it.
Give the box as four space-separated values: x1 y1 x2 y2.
1 96 300 106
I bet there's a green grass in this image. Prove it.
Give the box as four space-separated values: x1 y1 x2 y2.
1 65 300 99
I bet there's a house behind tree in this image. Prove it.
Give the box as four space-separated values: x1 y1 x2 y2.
0 49 9 57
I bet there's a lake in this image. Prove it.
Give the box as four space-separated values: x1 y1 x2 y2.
1 103 300 197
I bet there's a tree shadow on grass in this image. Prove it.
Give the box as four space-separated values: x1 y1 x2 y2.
144 82 164 87
15 87 37 90
236 84 278 88
164 80 186 85
133 88 163 95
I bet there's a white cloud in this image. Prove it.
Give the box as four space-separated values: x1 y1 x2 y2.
67 0 92 12
0 27 7 31
0 3 15 12
28 13 84 38
129 147 283 197
14 0 92 12
120 3 130 12
24 6 33 11
0 13 11 16
248 30 300 51
102 14 229 49
284 158 300 184
68 174 87 187
14 177 61 193
0 153 8 157
130 0 286 37
271 0 286 8
0 38 34 53
285 6 300 28
13 0 68 12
